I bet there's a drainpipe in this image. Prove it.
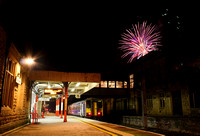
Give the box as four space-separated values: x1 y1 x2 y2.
0 40 10 112
141 64 147 129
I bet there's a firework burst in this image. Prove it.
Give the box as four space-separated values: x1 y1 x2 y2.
119 21 161 63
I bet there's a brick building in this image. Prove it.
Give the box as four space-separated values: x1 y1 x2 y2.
0 42 30 133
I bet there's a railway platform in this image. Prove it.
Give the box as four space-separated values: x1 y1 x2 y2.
1 116 165 136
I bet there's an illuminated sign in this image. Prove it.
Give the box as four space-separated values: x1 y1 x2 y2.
38 98 50 101
16 76 22 85
44 88 63 95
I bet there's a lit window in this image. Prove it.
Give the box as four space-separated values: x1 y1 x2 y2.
101 81 107 88
108 81 115 88
116 81 123 88
124 81 127 88
129 74 134 88
95 83 100 88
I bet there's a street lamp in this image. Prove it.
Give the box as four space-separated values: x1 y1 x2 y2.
20 57 35 68
25 58 34 65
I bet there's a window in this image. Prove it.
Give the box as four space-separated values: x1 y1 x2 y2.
2 59 16 108
95 83 100 88
124 81 127 88
129 74 134 88
97 101 102 108
190 89 200 108
160 93 165 108
108 81 115 88
116 81 123 88
147 95 153 109
86 100 91 108
101 81 107 88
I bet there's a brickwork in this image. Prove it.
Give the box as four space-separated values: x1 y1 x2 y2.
0 44 30 134
146 92 173 116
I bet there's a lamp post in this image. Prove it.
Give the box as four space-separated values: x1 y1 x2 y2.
21 57 35 123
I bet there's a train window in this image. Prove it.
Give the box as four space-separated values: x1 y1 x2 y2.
97 101 102 108
86 100 91 108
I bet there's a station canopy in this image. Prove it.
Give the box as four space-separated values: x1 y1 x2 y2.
29 71 101 99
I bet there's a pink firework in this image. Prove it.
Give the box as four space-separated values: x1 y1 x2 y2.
119 21 161 63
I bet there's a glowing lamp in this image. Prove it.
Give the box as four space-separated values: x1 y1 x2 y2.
97 112 101 116
25 58 34 65
71 88 75 92
75 82 80 87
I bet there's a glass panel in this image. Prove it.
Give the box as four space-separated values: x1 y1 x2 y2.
130 74 134 88
95 83 100 88
124 81 127 88
101 81 107 88
86 100 91 108
116 81 123 88
108 81 115 88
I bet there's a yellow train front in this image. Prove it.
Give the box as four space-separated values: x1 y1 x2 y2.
68 98 103 119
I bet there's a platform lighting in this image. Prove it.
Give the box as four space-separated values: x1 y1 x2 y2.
71 88 75 92
75 82 80 87
47 82 51 88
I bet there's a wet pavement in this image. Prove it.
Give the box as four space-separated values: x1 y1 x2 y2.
3 116 165 136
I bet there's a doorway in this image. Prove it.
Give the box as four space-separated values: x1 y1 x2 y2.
172 91 183 115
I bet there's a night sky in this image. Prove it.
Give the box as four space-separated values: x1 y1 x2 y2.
0 1 198 74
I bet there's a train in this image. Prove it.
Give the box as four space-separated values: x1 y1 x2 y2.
68 98 103 118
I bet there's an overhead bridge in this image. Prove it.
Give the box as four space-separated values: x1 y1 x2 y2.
29 70 101 83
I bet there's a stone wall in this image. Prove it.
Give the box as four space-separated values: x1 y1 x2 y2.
123 116 200 135
0 44 31 134
146 92 173 116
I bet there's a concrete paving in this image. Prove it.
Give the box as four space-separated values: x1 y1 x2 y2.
4 116 165 136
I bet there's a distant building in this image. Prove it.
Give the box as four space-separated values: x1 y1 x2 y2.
124 53 200 135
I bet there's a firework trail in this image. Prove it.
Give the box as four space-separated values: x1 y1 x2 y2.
119 21 161 63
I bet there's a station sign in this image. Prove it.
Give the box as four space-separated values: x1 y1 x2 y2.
16 76 22 85
38 97 50 101
44 88 63 95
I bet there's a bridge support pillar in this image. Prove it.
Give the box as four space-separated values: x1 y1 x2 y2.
60 95 63 118
56 98 60 117
63 82 68 122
